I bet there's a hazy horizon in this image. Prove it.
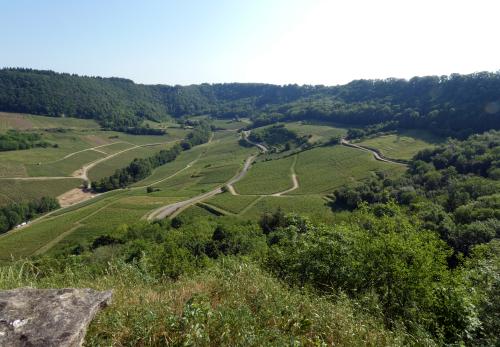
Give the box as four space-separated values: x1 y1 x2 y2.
2 0 499 85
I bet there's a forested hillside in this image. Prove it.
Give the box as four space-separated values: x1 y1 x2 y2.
0 69 169 127
334 130 500 259
1 68 499 137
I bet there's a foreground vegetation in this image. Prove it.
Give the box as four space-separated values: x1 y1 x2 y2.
0 200 497 346
0 259 408 346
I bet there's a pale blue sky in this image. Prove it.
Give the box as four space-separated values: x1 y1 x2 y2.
1 0 499 85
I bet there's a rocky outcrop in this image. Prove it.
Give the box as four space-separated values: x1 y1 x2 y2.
0 287 112 347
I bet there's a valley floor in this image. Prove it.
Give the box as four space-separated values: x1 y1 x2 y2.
0 116 436 260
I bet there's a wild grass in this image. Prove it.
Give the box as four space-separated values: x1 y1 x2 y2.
102 129 187 145
97 141 135 154
0 193 122 260
26 150 106 177
0 178 82 206
206 193 260 214
134 143 206 187
291 146 405 195
211 118 248 130
0 161 27 177
357 130 444 160
234 155 295 195
175 204 218 219
240 195 342 224
152 133 254 196
88 144 173 181
0 112 100 130
0 132 94 175
285 121 348 144
0 259 409 346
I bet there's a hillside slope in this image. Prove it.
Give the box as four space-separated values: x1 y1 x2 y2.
1 68 499 136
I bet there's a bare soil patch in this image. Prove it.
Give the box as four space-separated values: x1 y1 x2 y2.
57 188 95 207
0 112 34 129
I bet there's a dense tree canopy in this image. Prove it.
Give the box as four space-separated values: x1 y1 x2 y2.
0 197 59 233
43 201 498 345
334 130 500 258
0 130 52 151
1 68 499 137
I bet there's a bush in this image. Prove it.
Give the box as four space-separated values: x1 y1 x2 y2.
265 203 480 343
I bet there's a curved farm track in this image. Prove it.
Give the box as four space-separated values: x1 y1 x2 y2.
148 133 262 220
340 139 408 166
148 153 258 220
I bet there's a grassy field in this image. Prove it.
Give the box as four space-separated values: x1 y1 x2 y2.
0 132 256 258
0 112 100 130
356 130 443 160
0 123 413 259
87 143 177 181
285 122 348 144
133 144 206 187
234 155 295 195
150 133 255 197
290 145 405 195
50 195 182 252
0 131 103 176
0 131 179 179
239 195 341 224
0 111 189 213
26 150 106 177
211 118 249 130
0 187 183 260
206 193 260 214
97 142 135 154
0 178 82 206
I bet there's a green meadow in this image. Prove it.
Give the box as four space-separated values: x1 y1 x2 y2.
285 121 348 144
356 129 443 160
0 178 82 205
290 145 405 195
0 119 409 259
0 112 100 130
234 155 295 195
206 193 260 214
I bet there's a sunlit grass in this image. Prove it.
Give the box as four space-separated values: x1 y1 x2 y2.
357 130 443 160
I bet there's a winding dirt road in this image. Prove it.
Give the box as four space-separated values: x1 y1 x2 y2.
45 141 128 164
272 155 299 196
242 131 268 153
340 139 407 166
0 140 176 184
147 131 265 220
75 140 177 183
137 133 215 188
148 153 258 220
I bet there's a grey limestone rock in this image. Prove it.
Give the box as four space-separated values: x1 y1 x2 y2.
0 287 112 347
